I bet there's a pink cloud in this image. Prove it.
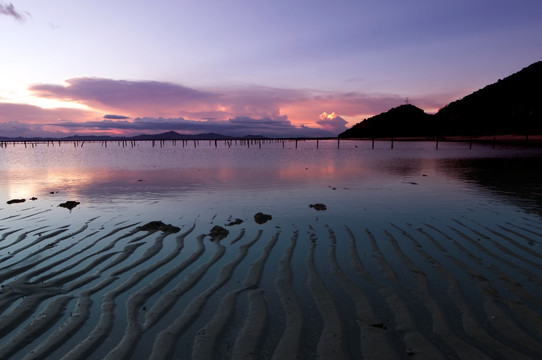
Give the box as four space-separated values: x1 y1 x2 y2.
16 76 454 138
0 102 97 124
0 103 100 137
30 78 217 117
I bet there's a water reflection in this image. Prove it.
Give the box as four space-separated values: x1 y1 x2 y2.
437 155 542 215
1 141 541 220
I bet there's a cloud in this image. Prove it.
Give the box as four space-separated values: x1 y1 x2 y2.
44 114 335 138
0 2 30 23
317 112 348 133
103 114 130 120
0 102 100 137
29 76 410 127
30 78 217 116
19 76 448 138
0 102 97 124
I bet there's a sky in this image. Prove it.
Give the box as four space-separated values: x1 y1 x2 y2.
1 0 541 138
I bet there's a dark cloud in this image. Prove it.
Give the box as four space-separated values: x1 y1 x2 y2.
46 115 335 138
0 2 30 23
103 114 130 120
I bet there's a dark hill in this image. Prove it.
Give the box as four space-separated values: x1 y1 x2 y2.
435 61 542 135
339 61 542 138
339 104 434 138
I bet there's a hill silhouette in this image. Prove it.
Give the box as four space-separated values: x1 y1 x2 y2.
339 104 433 138
436 61 542 135
340 61 542 138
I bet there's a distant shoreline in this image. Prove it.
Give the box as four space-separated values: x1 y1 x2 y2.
1 134 542 147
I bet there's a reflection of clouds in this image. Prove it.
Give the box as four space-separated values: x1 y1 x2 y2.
7 182 40 200
3 142 540 219
5 167 97 199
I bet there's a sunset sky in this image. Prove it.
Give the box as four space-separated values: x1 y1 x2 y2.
1 0 541 138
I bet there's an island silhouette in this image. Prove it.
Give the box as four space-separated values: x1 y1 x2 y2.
340 61 542 138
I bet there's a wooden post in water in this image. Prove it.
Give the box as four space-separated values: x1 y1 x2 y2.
337 138 340 149
469 137 472 149
372 138 375 149
391 137 394 149
435 137 439 150
316 139 319 149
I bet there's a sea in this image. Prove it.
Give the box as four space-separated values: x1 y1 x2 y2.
0 139 541 359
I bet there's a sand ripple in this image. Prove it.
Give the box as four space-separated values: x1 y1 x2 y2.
0 213 541 359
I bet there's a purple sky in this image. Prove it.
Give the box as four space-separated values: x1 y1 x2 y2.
1 0 541 137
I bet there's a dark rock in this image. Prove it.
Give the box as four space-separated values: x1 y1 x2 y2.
30 197 38 201
209 225 229 240
226 218 244 226
7 199 25 204
58 201 80 210
254 212 272 224
309 203 327 211
136 221 180 233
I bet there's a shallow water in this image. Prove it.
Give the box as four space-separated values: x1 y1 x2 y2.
2 140 541 222
1 139 542 359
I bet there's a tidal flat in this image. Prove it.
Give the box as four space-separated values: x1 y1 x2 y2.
1 139 541 359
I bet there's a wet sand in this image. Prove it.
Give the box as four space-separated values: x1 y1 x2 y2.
0 207 542 359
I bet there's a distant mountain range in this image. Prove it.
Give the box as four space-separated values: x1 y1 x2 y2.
340 61 542 138
0 131 268 142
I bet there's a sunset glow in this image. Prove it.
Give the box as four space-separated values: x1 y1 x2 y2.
1 1 540 138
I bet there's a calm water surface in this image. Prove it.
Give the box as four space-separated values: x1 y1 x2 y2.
1 140 541 225
1 139 542 359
